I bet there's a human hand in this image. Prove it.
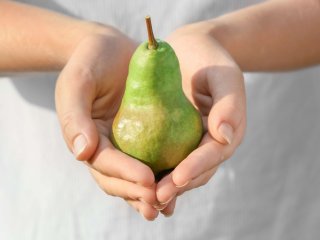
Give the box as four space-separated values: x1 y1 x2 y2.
55 28 159 220
156 24 246 216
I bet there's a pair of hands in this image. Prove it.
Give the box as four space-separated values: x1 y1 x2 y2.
55 23 246 220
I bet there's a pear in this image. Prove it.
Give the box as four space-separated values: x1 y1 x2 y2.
111 16 203 176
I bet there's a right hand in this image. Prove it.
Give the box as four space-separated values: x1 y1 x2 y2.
55 27 159 221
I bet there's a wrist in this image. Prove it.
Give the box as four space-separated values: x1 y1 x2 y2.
57 21 124 69
172 19 243 70
173 19 231 50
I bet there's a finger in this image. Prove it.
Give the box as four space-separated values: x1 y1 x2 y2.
156 161 218 204
90 168 157 205
55 62 98 161
171 133 223 187
88 135 155 187
207 67 246 145
160 197 177 217
126 199 140 212
176 166 218 196
156 173 177 204
126 199 159 221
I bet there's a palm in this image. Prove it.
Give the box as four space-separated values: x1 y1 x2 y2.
154 32 246 216
90 80 124 161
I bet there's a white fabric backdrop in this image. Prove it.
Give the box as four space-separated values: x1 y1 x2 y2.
1 1 320 239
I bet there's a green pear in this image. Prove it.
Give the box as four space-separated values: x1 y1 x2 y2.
111 16 203 176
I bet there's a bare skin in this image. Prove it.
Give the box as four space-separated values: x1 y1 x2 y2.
1 0 320 219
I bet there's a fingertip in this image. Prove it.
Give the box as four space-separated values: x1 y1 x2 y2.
72 134 87 160
127 200 159 221
140 204 159 221
59 110 99 161
172 176 189 189
73 132 99 161
108 143 155 186
137 184 158 206
171 143 216 187
207 99 244 146
161 197 177 217
128 162 155 187
137 167 155 187
171 163 191 188
143 212 159 221
139 187 158 207
156 174 178 204
217 122 234 145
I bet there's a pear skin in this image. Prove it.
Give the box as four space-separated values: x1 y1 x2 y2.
111 17 203 175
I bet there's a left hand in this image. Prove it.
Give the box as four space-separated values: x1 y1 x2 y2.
155 24 247 217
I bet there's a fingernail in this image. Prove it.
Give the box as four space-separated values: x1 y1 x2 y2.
159 196 174 205
175 180 190 188
154 205 167 211
218 123 234 145
73 134 87 157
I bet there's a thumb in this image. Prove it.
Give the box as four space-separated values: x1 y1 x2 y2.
207 69 246 146
55 65 99 161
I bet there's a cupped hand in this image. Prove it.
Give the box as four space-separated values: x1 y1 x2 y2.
156 24 247 217
55 28 159 220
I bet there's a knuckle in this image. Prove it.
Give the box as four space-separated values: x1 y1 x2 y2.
60 64 96 95
74 66 95 85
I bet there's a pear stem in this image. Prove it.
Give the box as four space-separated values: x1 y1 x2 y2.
145 16 158 49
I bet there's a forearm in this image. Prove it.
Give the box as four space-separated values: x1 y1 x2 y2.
0 1 113 71
201 0 320 71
